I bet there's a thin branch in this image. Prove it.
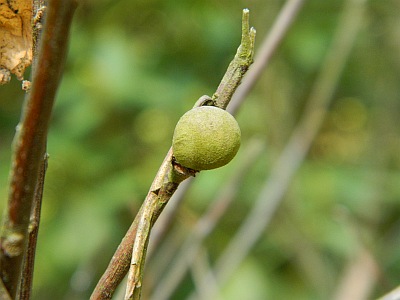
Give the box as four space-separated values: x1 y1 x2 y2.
91 9 256 300
149 139 265 300
125 10 256 300
228 0 306 115
0 0 77 297
213 9 256 110
91 150 195 300
332 248 378 300
145 6 260 258
143 6 258 266
19 154 49 300
147 0 305 279
187 0 367 298
124 154 196 300
190 248 218 300
146 178 194 260
332 207 380 300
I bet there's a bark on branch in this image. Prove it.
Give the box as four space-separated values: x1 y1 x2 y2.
0 0 77 298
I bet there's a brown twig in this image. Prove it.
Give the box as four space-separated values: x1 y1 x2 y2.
0 0 77 297
19 154 49 300
91 9 256 300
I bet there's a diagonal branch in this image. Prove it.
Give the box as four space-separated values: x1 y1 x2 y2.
124 150 196 300
90 9 256 300
146 0 306 279
187 0 368 299
149 139 265 300
124 12 255 300
0 0 77 298
19 154 49 300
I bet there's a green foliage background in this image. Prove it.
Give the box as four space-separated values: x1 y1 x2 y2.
1 0 400 299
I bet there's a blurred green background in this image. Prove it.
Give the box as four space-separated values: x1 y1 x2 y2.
1 0 400 299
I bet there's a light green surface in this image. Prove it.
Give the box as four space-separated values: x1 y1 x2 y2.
173 106 241 170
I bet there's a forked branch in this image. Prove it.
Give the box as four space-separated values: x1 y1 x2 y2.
91 9 256 300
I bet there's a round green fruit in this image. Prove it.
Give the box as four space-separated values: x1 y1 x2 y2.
172 106 241 170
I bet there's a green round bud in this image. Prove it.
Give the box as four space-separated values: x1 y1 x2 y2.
172 106 241 170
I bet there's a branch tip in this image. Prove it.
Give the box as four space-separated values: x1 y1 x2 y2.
242 7 250 26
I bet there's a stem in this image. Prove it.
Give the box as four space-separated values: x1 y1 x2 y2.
91 150 193 300
188 0 367 298
146 0 305 277
213 9 256 110
228 0 306 115
125 158 195 300
125 10 256 300
149 139 265 300
91 9 256 300
19 154 49 300
0 0 77 297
